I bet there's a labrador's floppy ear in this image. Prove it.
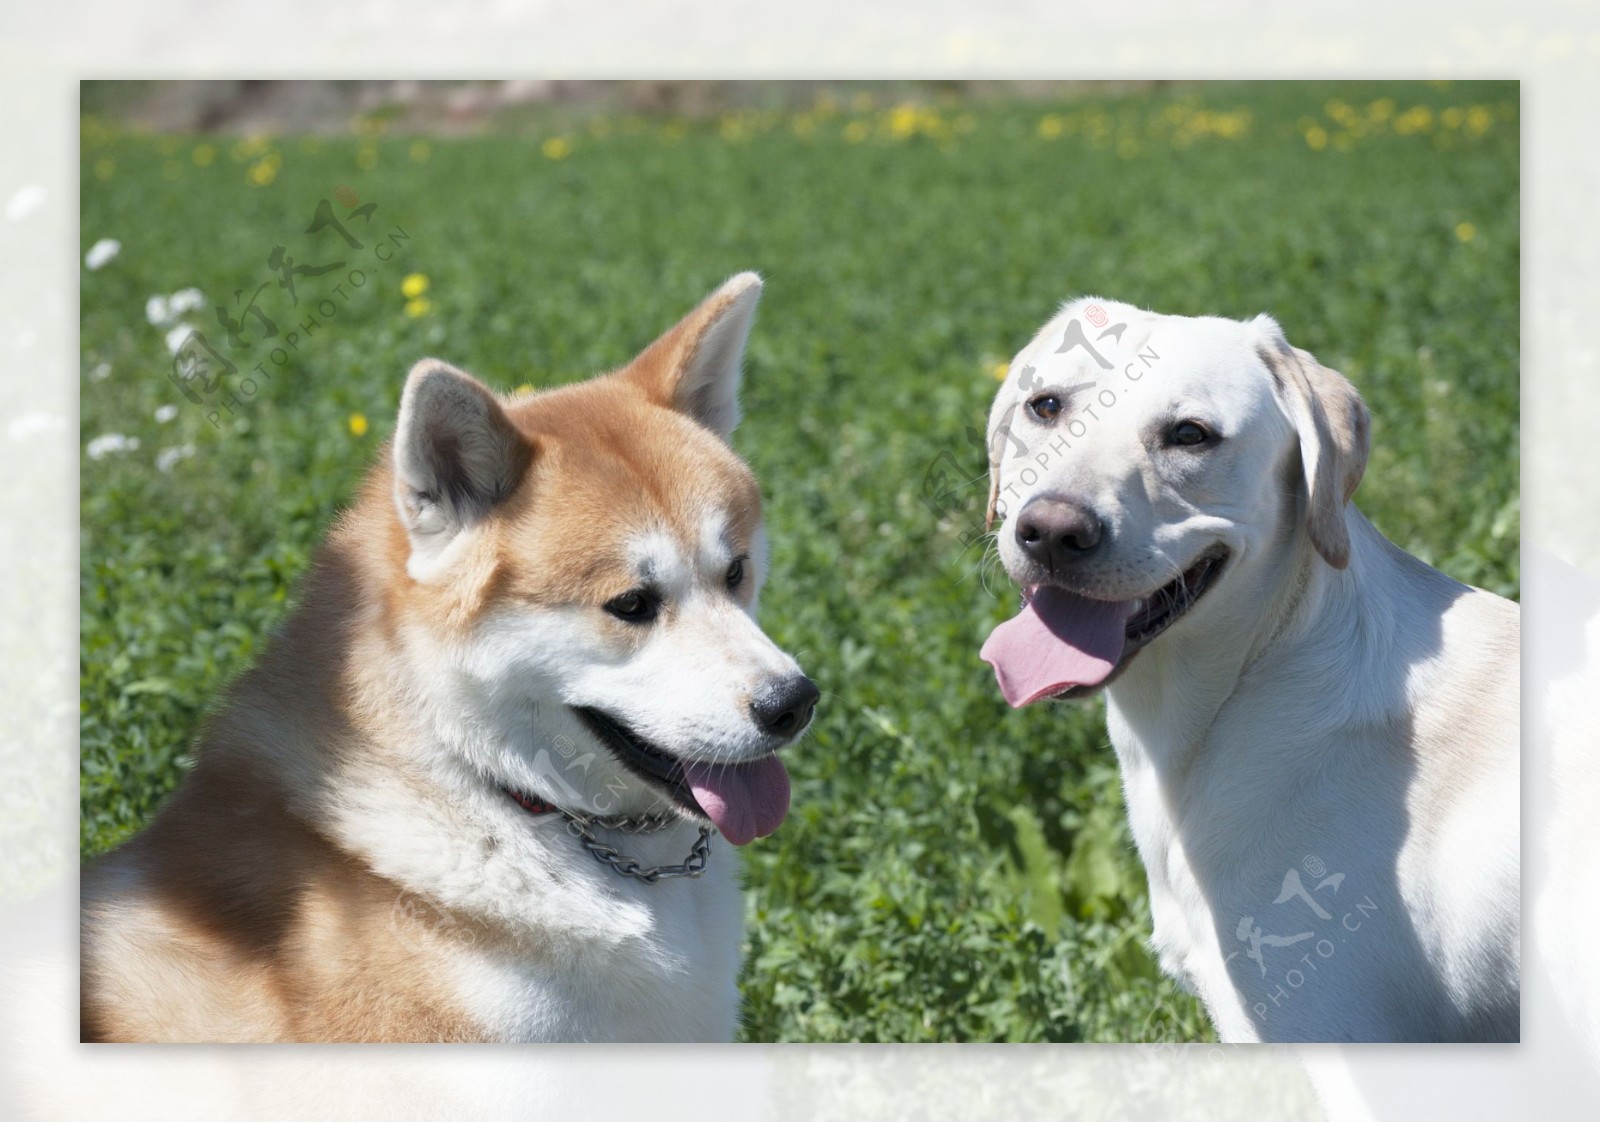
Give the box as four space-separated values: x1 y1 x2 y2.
1252 315 1370 569
393 359 532 576
622 272 763 439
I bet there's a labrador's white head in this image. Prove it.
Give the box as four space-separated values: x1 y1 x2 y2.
980 298 1369 706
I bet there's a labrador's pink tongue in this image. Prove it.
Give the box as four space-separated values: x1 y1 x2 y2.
981 587 1135 707
683 755 791 846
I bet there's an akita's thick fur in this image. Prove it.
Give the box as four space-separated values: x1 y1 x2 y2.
81 272 817 1042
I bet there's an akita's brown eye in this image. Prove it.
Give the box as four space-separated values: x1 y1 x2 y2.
726 556 746 589
1167 420 1213 447
605 590 658 623
1027 394 1063 422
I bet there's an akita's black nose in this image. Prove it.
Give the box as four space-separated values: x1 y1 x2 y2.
750 674 820 738
1016 493 1104 570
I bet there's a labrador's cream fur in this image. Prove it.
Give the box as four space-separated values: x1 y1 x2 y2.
986 300 1518 1042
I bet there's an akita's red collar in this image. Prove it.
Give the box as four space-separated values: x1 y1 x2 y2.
505 788 561 815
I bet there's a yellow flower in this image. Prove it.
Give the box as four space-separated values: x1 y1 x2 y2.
1037 114 1065 140
247 155 279 186
1394 105 1434 135
348 413 369 437
843 120 870 144
1466 106 1493 135
889 105 920 139
405 297 432 318
1303 125 1328 151
191 144 216 166
542 136 571 160
401 273 429 299
514 382 535 395
1212 110 1250 139
991 361 1010 381
1324 99 1358 127
1455 221 1477 243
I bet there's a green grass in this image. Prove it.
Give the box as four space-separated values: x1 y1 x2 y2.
80 81 1518 1043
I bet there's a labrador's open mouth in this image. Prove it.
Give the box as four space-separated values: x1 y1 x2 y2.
570 707 791 846
1123 547 1230 651
980 547 1230 706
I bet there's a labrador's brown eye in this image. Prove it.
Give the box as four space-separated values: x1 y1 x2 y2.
604 590 658 623
1168 420 1212 447
1028 394 1063 422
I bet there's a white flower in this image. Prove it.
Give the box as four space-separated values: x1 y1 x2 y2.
169 288 206 315
85 238 121 271
156 443 196 472
90 362 112 382
87 433 140 460
147 288 206 327
165 324 195 354
154 404 179 423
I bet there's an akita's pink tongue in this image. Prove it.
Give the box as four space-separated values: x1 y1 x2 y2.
980 586 1135 707
682 755 791 846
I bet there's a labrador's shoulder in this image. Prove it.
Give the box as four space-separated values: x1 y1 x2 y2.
1438 583 1520 685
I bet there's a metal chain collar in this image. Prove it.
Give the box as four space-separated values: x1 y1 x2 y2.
562 810 713 883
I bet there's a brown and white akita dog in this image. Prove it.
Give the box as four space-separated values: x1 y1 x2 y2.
81 272 817 1042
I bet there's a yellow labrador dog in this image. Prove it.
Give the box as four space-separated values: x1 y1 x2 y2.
980 299 1518 1042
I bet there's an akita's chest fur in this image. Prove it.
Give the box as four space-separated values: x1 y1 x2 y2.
82 789 745 1042
439 847 745 1043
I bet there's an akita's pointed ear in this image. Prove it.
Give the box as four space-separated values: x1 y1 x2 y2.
623 271 763 439
393 359 532 574
1252 315 1370 570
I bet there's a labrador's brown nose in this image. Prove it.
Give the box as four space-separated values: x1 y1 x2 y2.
1015 494 1104 570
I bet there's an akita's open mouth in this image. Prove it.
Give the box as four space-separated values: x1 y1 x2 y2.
980 547 1230 706
572 707 791 846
